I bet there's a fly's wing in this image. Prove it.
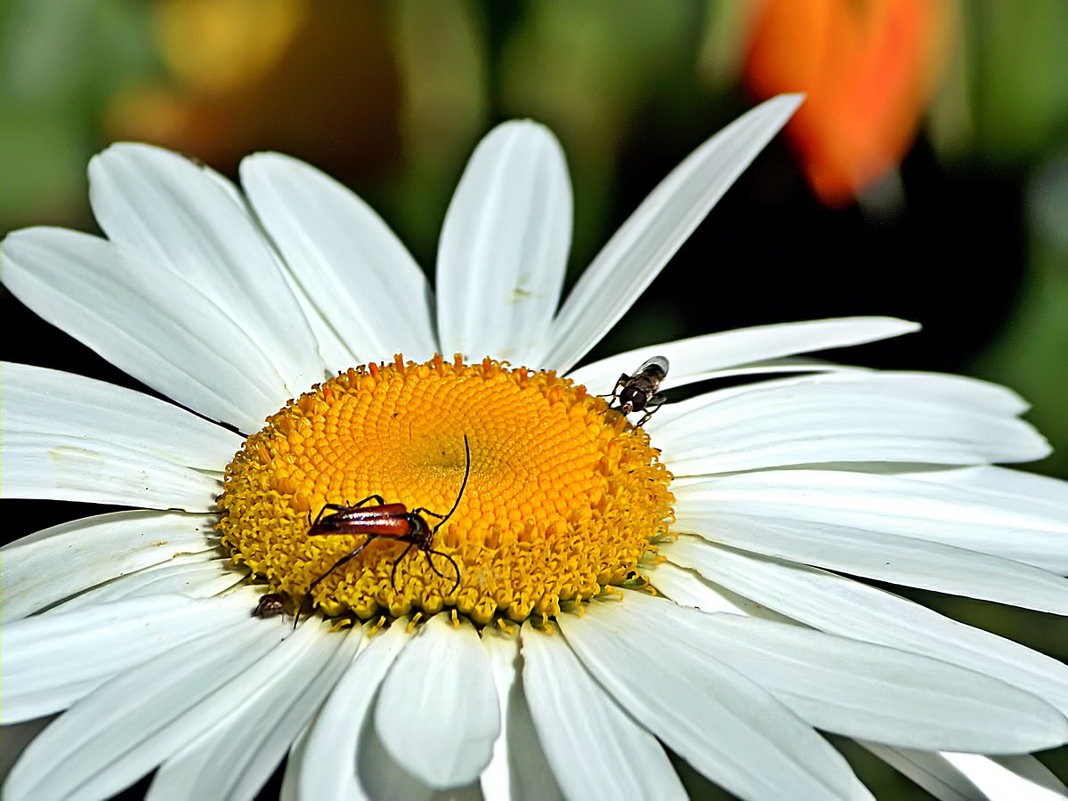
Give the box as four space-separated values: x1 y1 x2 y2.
637 355 669 380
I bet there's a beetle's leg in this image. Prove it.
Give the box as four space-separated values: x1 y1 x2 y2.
307 535 379 596
351 495 387 508
425 548 462 595
412 506 445 521
389 542 417 589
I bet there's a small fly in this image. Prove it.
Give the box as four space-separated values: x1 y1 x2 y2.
251 592 287 619
601 355 669 426
306 434 471 598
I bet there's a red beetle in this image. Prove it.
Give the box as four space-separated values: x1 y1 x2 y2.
306 434 470 597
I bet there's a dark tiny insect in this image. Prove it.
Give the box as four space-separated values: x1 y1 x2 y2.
306 434 471 598
252 592 287 618
602 355 669 426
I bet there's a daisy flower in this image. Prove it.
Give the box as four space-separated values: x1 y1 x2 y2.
3 95 1068 801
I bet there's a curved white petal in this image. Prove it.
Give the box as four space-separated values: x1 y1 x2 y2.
88 143 324 395
295 622 412 801
480 628 563 801
2 593 260 724
521 623 687 800
3 594 294 801
241 152 437 364
557 598 873 801
643 560 791 619
568 316 918 391
942 753 1068 801
375 614 500 789
860 744 984 801
2 510 216 621
1 230 289 430
2 362 239 508
655 372 1048 474
437 121 572 365
614 592 1068 753
661 538 1068 717
147 622 360 801
676 469 1068 573
672 508 1068 614
49 558 240 614
544 94 802 372
865 745 1068 801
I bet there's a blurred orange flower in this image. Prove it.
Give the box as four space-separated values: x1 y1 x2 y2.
744 0 950 206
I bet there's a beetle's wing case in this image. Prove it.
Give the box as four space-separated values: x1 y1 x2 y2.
637 355 669 378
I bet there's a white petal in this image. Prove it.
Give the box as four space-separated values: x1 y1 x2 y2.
557 598 872 801
677 469 1068 572
568 316 918 392
1 230 288 430
662 538 1068 717
917 465 1068 510
480 628 563 801
147 622 361 801
656 372 1047 473
375 614 500 789
520 623 687 800
1 591 262 723
860 744 982 801
2 362 239 508
2 510 216 621
672 508 1068 614
3 596 293 801
642 560 790 619
296 622 412 801
942 753 1068 801
613 591 1068 753
241 152 437 364
544 95 802 372
49 558 240 614
437 121 571 365
88 143 324 395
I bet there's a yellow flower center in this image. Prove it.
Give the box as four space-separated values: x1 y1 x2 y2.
218 355 674 625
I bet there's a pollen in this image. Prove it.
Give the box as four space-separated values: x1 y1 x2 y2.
218 355 674 624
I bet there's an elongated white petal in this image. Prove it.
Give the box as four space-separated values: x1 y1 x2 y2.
677 469 1068 573
521 623 687 800
3 597 294 801
544 95 802 372
860 744 983 801
643 560 790 619
2 361 238 507
88 143 324 395
241 152 437 364
661 538 1068 716
2 594 254 723
147 622 360 801
615 591 1068 752
917 464 1068 510
2 510 216 621
673 507 1068 614
865 745 1068 801
569 316 917 391
656 372 1047 473
375 614 500 789
437 121 571 365
49 558 240 614
1 229 291 431
480 628 563 801
296 622 412 801
557 598 872 801
942 753 1068 800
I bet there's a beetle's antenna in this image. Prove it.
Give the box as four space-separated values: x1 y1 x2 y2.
432 434 470 535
